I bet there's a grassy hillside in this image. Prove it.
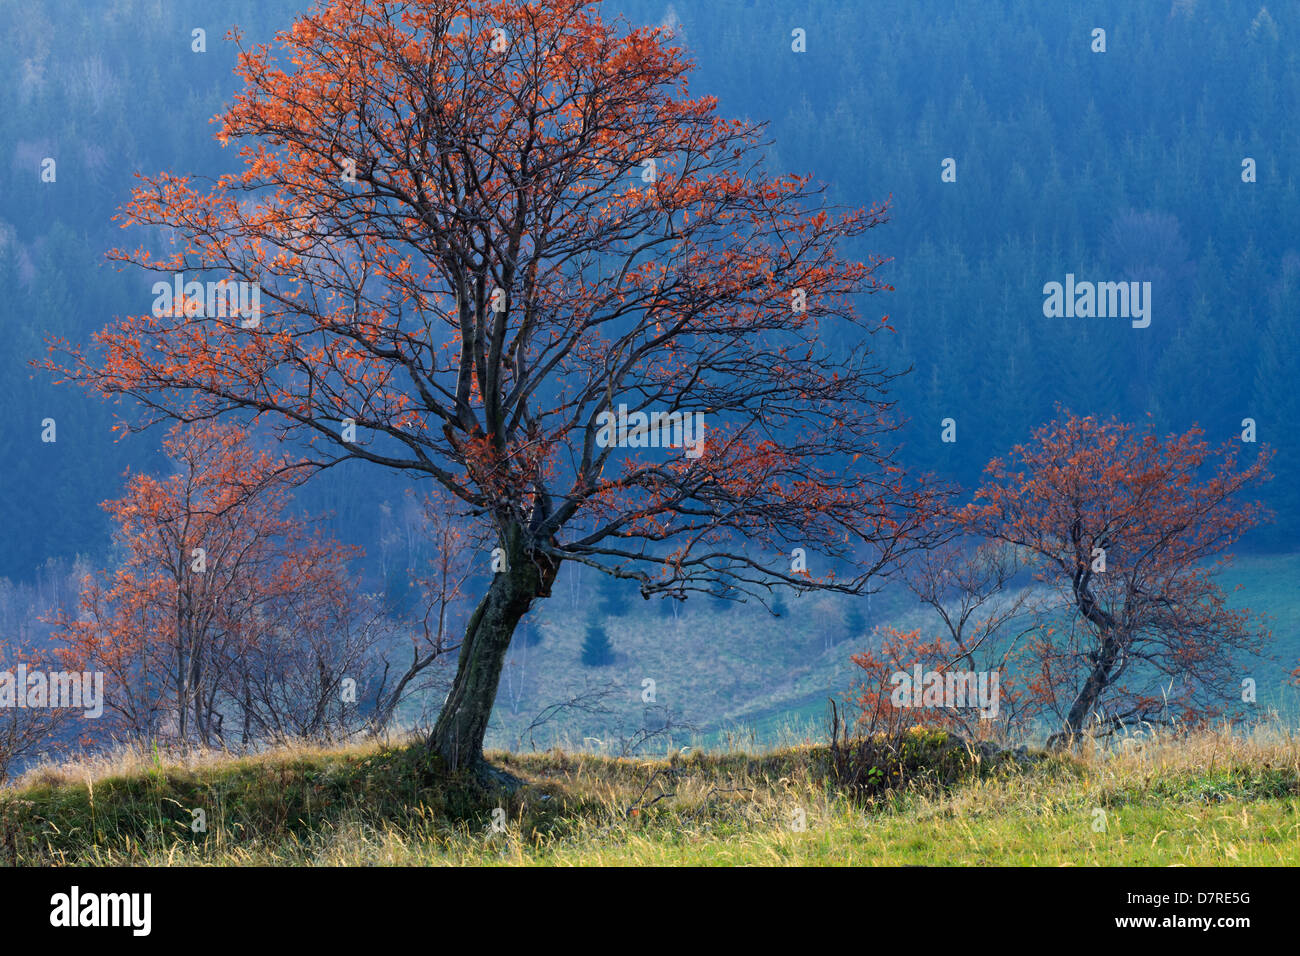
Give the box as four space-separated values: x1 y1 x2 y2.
4 726 1299 866
1221 553 1300 711
479 552 1300 754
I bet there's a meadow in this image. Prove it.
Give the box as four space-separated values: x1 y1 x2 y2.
4 724 1297 867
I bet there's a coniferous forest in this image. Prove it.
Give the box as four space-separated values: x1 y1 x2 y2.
6 1 1299 576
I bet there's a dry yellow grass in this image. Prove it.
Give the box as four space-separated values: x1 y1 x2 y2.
2 723 1297 866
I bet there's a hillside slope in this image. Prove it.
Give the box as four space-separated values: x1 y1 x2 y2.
475 553 1300 753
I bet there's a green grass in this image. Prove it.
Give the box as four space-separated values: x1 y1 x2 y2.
11 551 1296 866
4 726 1299 866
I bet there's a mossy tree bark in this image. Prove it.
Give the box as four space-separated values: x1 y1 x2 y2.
428 525 559 770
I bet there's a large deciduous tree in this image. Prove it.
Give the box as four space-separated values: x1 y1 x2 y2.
961 412 1272 746
48 0 937 769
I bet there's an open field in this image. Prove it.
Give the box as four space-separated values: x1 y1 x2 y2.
4 725 1298 866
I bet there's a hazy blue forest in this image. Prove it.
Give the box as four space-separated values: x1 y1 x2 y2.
1 0 1297 758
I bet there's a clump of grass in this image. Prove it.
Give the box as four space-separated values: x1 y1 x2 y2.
824 725 1053 802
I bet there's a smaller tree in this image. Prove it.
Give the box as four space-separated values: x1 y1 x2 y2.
961 411 1272 746
0 640 74 782
53 423 303 744
581 623 615 668
848 539 1042 741
0 563 89 781
214 541 397 746
842 604 868 645
850 626 958 737
52 422 417 748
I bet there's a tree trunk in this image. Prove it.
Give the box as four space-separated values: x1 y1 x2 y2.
1046 569 1122 750
1050 632 1121 749
428 528 558 770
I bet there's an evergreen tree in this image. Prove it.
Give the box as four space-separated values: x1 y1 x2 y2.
580 623 614 668
599 574 631 617
843 604 868 645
